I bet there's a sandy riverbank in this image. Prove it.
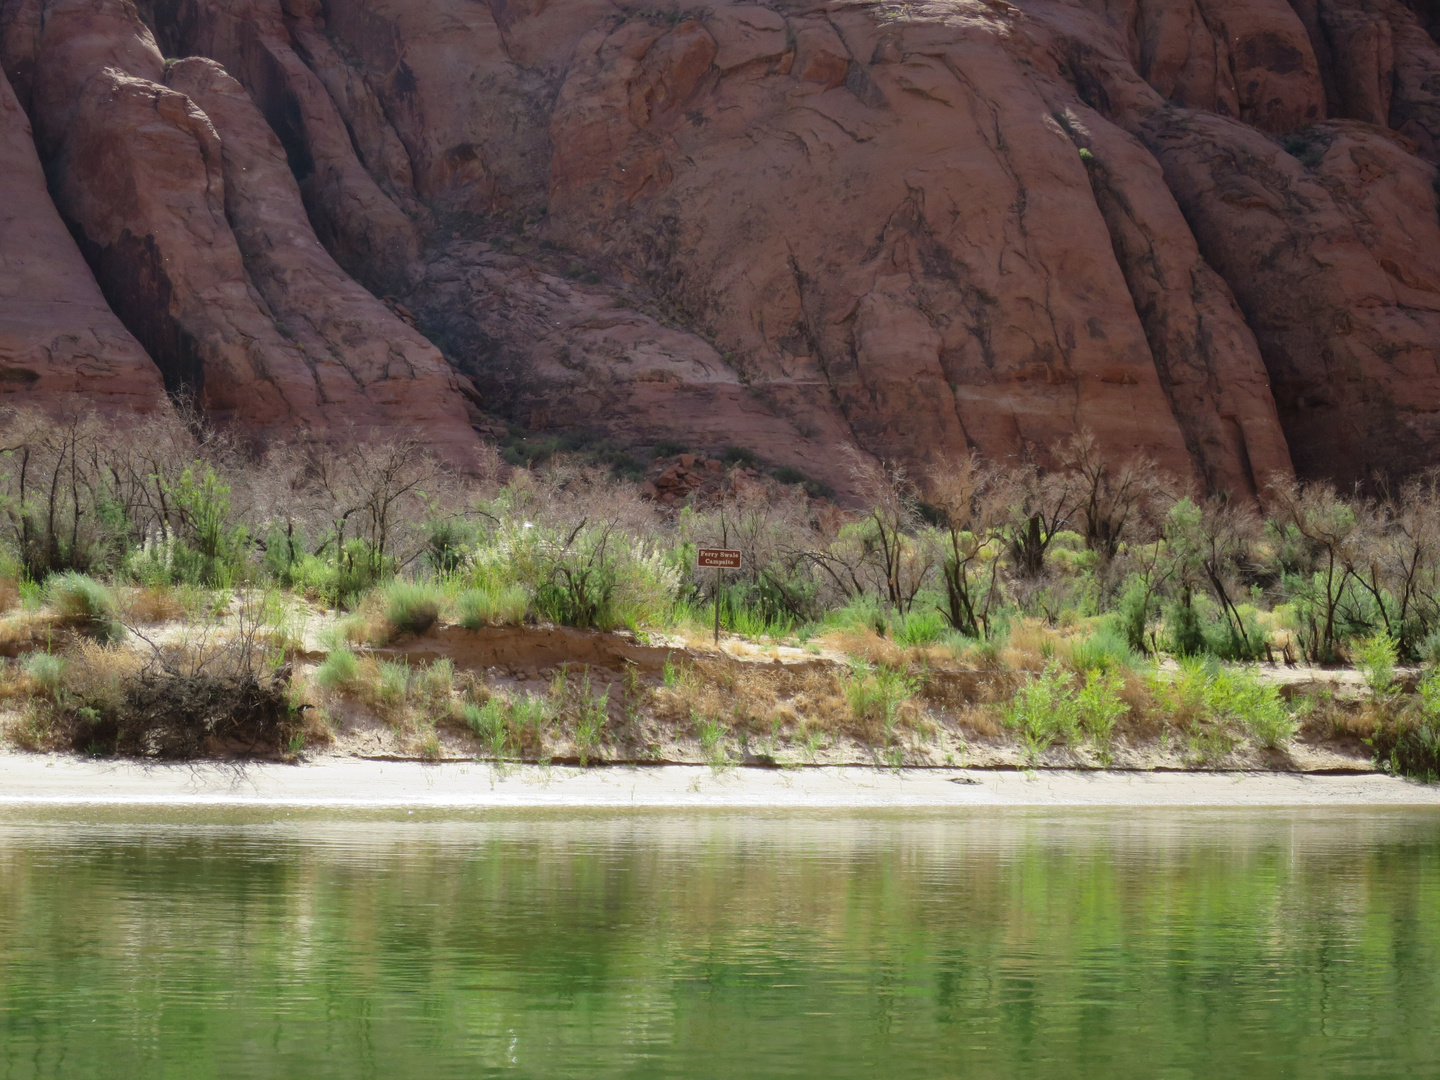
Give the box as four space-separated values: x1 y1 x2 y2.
1 754 1438 808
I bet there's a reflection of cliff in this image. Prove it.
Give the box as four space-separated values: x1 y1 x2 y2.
4 1 1440 491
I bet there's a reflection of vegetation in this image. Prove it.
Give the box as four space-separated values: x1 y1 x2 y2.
0 811 1437 1077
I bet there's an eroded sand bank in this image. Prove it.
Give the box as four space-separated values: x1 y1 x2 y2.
2 755 1438 808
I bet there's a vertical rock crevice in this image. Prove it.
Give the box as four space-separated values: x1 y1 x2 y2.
0 61 164 411
1059 105 1293 494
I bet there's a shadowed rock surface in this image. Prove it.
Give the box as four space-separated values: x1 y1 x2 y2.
0 62 163 411
3 0 1440 488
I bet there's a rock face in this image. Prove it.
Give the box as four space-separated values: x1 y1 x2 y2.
144 0 424 295
4 0 1440 491
1 0 476 457
164 56 476 460
0 61 163 411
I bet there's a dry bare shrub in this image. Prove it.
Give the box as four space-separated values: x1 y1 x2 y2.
3 700 50 751
1002 620 1062 672
0 577 18 614
332 613 372 645
1114 671 1163 739
649 657 858 742
990 455 1080 578
1290 688 1373 741
0 403 225 580
953 704 1002 738
919 669 1022 715
680 477 824 623
61 591 309 759
347 654 416 728
1054 430 1168 563
0 611 40 655
0 656 28 703
122 585 186 625
822 625 908 669
63 641 145 710
927 451 1006 637
99 669 298 759
284 668 334 747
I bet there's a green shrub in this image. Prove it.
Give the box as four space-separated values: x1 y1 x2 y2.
463 698 508 758
1076 669 1128 745
464 691 552 760
314 648 359 692
1163 595 1266 661
661 655 688 688
425 519 475 575
163 464 250 587
723 446 760 468
23 652 66 699
1206 604 1269 662
261 524 308 587
695 712 728 766
377 660 411 711
714 582 798 640
383 581 441 637
45 572 123 642
507 522 678 631
414 659 455 716
1356 632 1399 697
1003 663 1080 760
1116 578 1153 653
456 584 529 629
1069 625 1134 674
1210 667 1295 748
288 540 391 609
1164 598 1207 657
1370 671 1440 781
508 693 553 749
844 662 916 745
550 667 610 766
825 594 890 637
1419 628 1440 667
894 605 948 647
1156 659 1295 750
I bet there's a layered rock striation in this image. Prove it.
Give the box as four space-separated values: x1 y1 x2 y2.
3 0 1440 491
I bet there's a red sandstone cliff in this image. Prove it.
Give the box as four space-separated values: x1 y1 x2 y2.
0 61 162 410
3 0 1440 491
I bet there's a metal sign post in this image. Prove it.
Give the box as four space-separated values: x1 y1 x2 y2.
696 548 742 645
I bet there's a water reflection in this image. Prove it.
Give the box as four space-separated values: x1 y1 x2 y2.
0 808 1436 1079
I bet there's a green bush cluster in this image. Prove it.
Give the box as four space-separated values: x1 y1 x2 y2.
1371 670 1440 782
44 572 124 643
1155 659 1297 753
13 407 1440 671
1002 663 1129 762
10 407 1440 777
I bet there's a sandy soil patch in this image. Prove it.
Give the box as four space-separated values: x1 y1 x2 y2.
1 755 1436 809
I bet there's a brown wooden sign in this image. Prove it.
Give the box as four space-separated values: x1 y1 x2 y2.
697 547 742 569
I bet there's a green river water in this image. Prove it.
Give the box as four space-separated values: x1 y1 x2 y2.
0 807 1437 1079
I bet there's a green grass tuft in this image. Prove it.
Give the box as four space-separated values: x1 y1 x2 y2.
383 582 441 637
45 572 123 642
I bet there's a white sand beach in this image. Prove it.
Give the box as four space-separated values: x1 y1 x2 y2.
2 754 1438 809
